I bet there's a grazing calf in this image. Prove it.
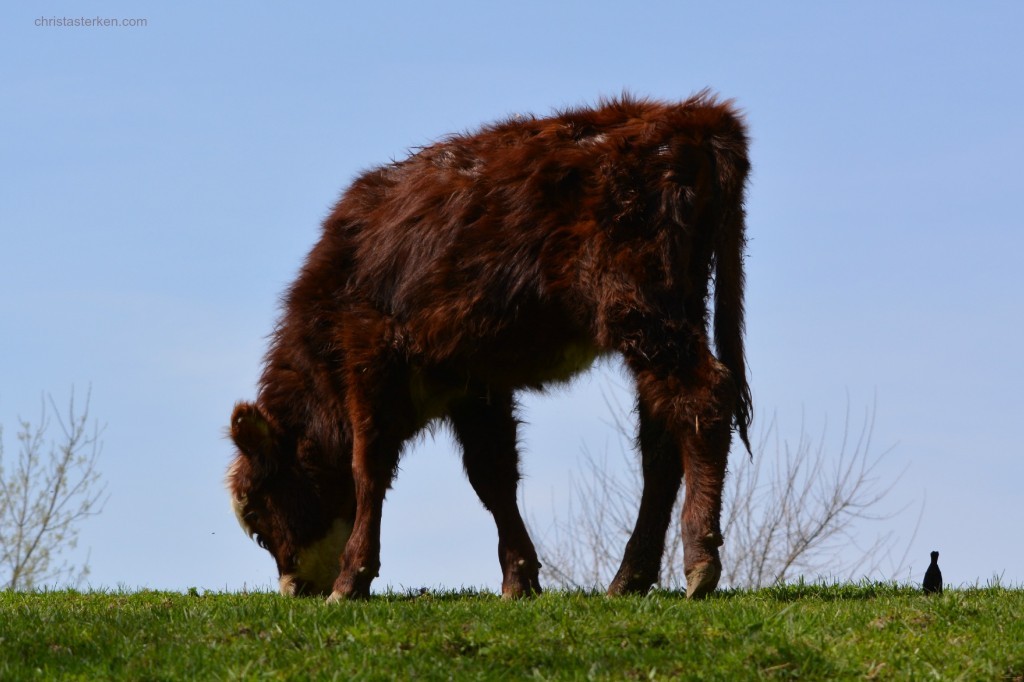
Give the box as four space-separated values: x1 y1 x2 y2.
227 92 753 600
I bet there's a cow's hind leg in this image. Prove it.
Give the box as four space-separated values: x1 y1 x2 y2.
449 389 541 598
607 401 683 596
675 356 735 599
620 345 736 599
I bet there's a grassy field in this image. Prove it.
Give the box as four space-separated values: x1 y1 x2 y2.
1 583 1022 680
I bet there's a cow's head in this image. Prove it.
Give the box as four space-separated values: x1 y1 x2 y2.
227 401 353 597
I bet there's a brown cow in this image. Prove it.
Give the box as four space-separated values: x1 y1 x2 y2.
227 92 752 601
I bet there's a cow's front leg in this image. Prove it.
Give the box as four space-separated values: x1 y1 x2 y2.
328 426 398 601
329 352 409 602
449 388 541 598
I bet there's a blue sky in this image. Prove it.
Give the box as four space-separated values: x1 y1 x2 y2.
2 2 1021 593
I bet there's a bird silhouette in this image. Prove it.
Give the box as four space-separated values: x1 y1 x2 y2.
923 550 942 594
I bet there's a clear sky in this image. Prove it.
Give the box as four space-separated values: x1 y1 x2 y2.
2 2 1021 593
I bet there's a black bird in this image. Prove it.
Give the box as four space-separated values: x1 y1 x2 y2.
923 550 943 595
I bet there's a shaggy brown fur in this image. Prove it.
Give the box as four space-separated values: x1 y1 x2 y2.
228 92 752 600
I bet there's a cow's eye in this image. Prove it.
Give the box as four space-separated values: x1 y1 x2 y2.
254 534 269 550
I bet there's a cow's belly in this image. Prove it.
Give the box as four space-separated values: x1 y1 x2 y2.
534 340 603 384
408 338 606 426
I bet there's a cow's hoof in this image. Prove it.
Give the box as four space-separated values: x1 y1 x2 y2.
327 576 372 602
501 560 542 599
684 560 721 599
328 564 377 602
501 579 541 600
602 557 659 593
607 567 657 596
326 587 370 603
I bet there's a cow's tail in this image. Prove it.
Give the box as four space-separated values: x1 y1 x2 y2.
709 112 753 454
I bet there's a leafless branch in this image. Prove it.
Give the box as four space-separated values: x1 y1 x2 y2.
0 387 107 591
530 392 916 590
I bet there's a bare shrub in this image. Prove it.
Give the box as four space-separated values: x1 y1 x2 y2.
0 389 107 591
532 392 913 590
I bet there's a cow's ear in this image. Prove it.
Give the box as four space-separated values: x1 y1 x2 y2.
230 402 275 462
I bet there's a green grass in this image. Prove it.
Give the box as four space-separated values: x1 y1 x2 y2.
1 583 1022 680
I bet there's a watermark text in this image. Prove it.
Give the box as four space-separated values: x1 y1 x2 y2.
35 16 148 28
